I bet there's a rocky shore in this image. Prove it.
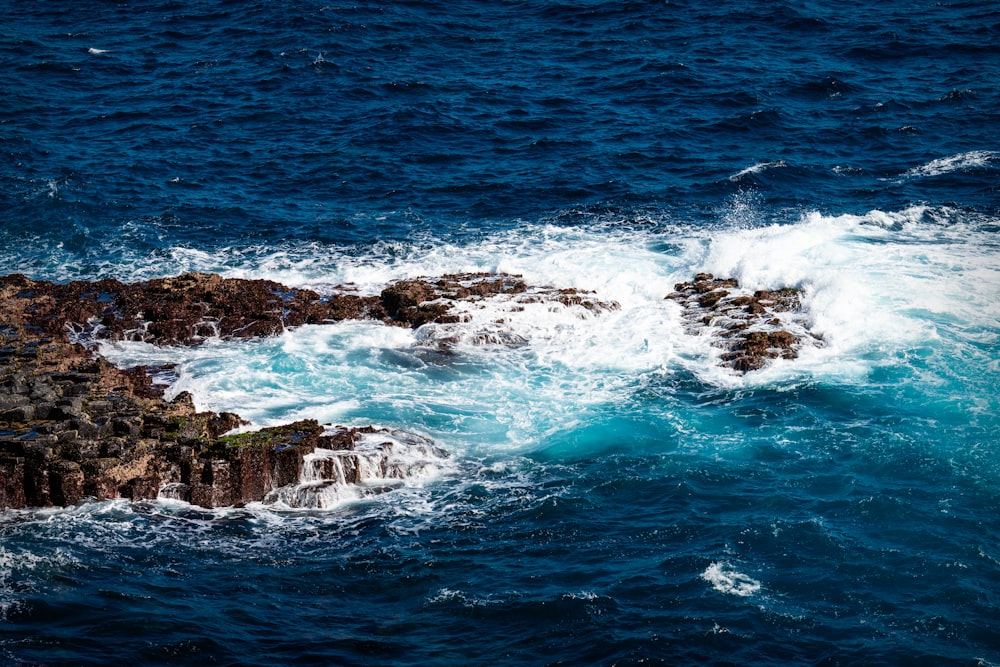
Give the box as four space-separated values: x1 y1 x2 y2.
0 271 610 510
1 270 814 511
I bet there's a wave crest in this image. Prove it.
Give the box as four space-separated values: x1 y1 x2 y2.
896 150 998 182
702 561 761 597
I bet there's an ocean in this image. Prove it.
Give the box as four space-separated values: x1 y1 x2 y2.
2 0 1000 664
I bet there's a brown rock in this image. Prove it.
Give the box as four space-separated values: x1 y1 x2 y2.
23 456 51 507
121 475 161 501
0 457 26 509
667 275 817 373
82 458 127 500
49 460 85 506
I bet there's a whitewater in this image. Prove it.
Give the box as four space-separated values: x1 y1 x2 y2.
92 203 999 436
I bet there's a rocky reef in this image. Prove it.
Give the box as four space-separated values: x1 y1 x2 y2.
0 271 532 346
0 271 610 510
667 273 821 372
1 269 811 510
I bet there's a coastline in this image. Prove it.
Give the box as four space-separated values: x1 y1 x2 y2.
0 270 808 510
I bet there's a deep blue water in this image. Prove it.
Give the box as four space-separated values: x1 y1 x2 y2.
2 1 1000 665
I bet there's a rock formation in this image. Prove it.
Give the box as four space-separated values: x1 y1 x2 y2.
667 273 821 372
0 271 610 510
1 268 810 510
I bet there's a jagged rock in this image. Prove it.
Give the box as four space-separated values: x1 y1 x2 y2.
0 270 615 510
127 419 325 509
667 273 820 373
0 272 372 346
1 271 602 347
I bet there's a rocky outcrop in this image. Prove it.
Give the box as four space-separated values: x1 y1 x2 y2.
0 271 610 346
0 271 380 346
0 321 445 510
0 325 245 509
1 271 610 510
379 272 530 327
4 267 813 510
667 273 821 373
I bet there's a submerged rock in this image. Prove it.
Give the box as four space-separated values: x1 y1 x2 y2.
667 273 821 373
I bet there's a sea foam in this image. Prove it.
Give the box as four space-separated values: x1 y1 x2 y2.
92 205 1000 455
701 561 762 597
896 150 998 182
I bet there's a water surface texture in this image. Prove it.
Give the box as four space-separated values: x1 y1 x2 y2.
2 1 1000 664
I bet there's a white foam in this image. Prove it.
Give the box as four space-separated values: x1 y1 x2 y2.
689 205 1000 385
88 205 1000 450
701 561 761 597
896 150 998 182
729 160 787 182
87 47 109 54
260 427 452 510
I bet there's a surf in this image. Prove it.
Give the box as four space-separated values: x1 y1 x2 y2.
87 204 998 468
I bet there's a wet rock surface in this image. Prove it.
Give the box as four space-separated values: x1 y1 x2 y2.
0 271 609 510
0 271 611 345
0 271 379 346
667 273 822 373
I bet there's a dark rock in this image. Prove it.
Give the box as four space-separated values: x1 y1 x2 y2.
667 273 820 373
23 439 57 460
33 401 55 420
23 457 51 507
698 290 729 308
57 429 80 444
99 437 126 458
0 395 29 411
159 482 190 502
0 457 26 508
85 400 113 416
49 460 85 506
121 475 160 501
271 442 306 488
112 416 142 437
188 482 216 509
81 457 125 501
202 460 234 508
1 404 34 423
207 412 247 439
71 417 104 440
190 419 323 508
